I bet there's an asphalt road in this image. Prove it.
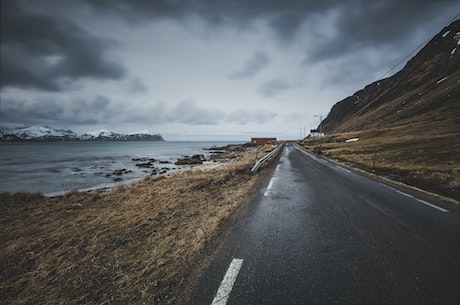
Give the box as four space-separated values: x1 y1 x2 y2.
188 142 460 305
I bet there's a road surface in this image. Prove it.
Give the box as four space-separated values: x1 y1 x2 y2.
188 142 459 305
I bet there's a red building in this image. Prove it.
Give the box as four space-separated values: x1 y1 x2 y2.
251 137 277 145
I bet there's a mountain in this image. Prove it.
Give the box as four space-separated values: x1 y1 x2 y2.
0 126 79 141
320 20 460 134
80 129 164 141
0 126 164 141
302 20 460 200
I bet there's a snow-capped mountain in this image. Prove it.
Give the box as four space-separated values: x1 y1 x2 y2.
0 126 78 141
80 129 164 141
0 126 164 141
80 129 121 140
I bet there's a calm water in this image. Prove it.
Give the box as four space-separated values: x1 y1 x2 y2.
0 141 239 195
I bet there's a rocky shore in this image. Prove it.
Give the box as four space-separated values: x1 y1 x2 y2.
0 142 279 305
96 143 257 184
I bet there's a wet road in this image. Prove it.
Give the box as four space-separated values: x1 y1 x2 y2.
188 142 460 305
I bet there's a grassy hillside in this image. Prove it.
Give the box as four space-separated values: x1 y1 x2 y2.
298 126 459 201
321 20 460 134
301 20 460 201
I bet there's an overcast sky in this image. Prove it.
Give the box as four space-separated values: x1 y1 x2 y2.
1 0 459 140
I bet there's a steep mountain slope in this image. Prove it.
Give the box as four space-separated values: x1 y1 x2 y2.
302 20 460 201
321 20 460 134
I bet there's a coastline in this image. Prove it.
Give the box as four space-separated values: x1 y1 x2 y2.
0 141 245 195
44 161 227 197
0 142 280 305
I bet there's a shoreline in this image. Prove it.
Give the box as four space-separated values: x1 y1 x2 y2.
0 142 280 305
1 141 249 196
44 161 227 197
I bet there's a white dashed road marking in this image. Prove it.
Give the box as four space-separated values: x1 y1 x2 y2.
264 178 275 196
211 259 244 305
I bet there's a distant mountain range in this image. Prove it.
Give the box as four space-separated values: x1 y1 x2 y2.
0 126 164 141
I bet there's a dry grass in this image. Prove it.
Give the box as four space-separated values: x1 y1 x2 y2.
298 127 459 202
0 144 278 304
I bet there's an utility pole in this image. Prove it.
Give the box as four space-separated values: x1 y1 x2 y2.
314 115 323 151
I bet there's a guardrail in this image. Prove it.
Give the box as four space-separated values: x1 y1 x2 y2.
251 143 284 172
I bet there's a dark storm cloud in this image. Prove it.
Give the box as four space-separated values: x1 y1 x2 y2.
81 0 458 49
1 95 114 126
1 98 64 125
229 51 271 79
0 1 126 91
3 0 455 92
80 0 338 43
306 1 458 61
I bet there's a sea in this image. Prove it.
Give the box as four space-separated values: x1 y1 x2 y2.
0 141 241 195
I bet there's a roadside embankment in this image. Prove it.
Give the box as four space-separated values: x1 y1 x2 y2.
0 143 280 305
296 131 459 203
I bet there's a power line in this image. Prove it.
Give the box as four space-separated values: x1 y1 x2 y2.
379 11 460 79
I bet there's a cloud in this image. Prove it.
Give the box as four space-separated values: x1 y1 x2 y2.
2 0 459 140
258 79 292 98
229 51 271 79
1 92 225 129
69 96 112 123
1 98 64 126
0 1 126 91
304 2 457 62
1 95 115 126
169 100 225 125
80 0 341 39
126 78 149 94
3 0 455 94
78 0 458 62
79 1 458 46
95 99 226 126
226 109 277 124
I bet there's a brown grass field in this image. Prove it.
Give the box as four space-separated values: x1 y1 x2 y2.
0 144 279 304
297 125 459 202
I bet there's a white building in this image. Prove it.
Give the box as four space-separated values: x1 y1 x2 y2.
310 129 324 138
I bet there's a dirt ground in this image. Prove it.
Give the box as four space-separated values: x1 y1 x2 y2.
0 143 279 305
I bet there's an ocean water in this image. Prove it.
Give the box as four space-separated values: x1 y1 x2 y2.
0 141 239 195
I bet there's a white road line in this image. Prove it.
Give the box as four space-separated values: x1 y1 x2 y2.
379 183 449 213
264 178 275 196
211 258 244 305
394 188 414 198
415 198 449 213
276 164 280 171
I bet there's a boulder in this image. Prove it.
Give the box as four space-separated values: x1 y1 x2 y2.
175 154 205 165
